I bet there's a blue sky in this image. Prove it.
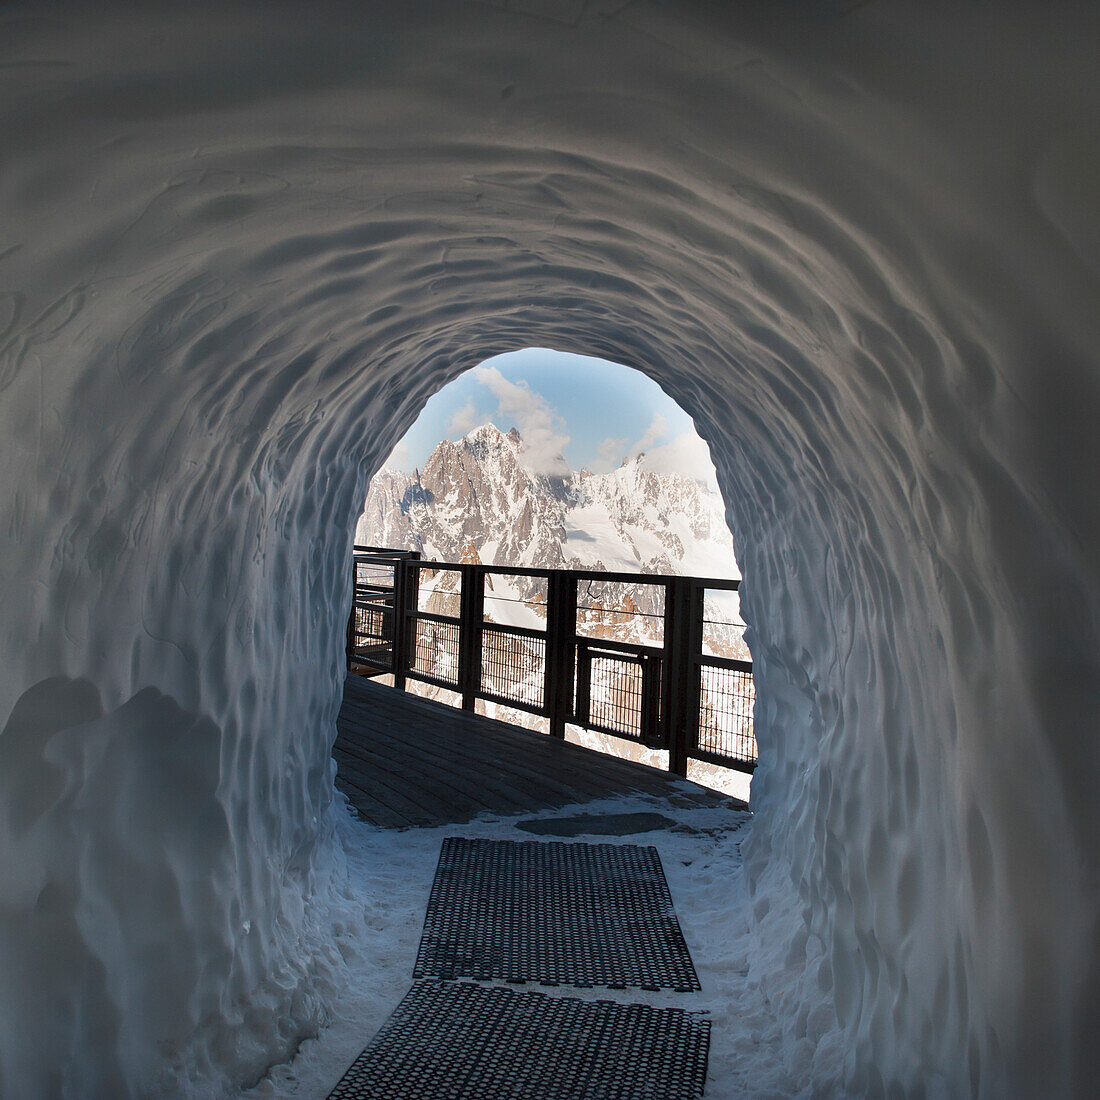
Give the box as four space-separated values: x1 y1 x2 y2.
385 348 718 489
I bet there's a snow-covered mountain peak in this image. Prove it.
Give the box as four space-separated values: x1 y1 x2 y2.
358 423 738 583
358 423 745 658
464 421 517 455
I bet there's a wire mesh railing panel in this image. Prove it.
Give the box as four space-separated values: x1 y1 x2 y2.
696 661 756 767
410 617 461 686
480 627 546 711
353 602 392 647
588 654 644 739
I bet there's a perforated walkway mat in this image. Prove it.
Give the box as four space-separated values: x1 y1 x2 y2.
327 979 710 1100
413 836 700 991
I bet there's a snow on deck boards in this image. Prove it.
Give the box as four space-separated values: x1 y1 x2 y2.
335 675 742 828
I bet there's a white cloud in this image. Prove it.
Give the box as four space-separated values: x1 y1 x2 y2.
636 430 719 492
448 399 479 436
471 365 570 475
381 440 411 470
629 412 668 458
592 436 628 472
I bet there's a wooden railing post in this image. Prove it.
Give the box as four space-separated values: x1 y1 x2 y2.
640 651 663 748
546 570 577 739
458 565 484 711
573 637 591 727
391 556 418 692
346 557 359 672
663 577 704 776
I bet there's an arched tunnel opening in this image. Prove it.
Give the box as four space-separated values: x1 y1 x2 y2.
1 3 1097 1096
348 347 753 796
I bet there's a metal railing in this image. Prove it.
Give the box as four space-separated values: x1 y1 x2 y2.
345 546 756 775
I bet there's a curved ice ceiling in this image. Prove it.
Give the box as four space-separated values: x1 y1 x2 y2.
1 2 1097 1096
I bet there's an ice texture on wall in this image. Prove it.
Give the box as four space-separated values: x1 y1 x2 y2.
0 2 1096 1095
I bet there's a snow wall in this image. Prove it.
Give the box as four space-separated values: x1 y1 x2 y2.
0 2 1097 1096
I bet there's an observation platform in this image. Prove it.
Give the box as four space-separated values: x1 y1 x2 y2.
335 674 746 829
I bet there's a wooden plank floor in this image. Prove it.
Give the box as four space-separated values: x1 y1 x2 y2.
335 674 745 828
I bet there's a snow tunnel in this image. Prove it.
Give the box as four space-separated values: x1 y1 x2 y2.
0 2 1097 1096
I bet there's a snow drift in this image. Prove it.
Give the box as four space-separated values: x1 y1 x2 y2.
0 2 1097 1096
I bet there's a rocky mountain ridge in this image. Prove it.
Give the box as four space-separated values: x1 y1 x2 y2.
356 423 739 582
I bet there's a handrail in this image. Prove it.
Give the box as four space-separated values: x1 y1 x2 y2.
575 636 662 658
481 620 547 642
410 557 741 591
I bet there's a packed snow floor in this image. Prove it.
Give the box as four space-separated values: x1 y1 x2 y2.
242 793 822 1099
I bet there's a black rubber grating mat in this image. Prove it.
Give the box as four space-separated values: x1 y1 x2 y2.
327 979 710 1100
413 837 701 991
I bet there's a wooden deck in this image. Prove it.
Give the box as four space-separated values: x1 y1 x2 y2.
335 675 746 828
